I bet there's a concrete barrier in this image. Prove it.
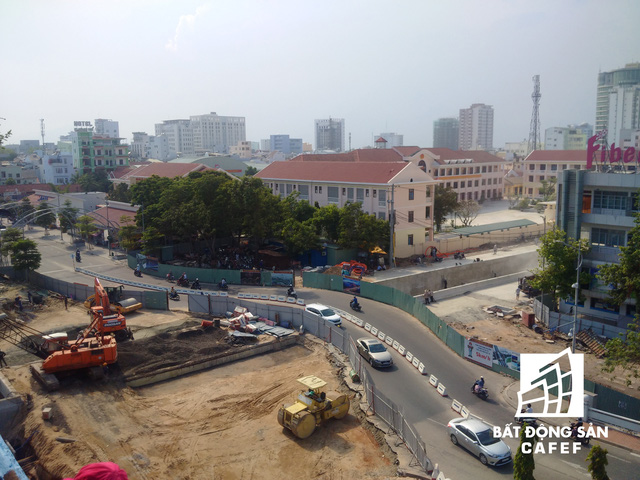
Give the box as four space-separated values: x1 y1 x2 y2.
406 351 414 363
437 383 448 397
451 399 462 414
411 357 420 368
370 327 378 336
418 362 427 375
429 375 438 387
377 331 385 341
461 406 471 418
364 323 372 332
392 340 400 350
398 345 406 356
385 336 393 346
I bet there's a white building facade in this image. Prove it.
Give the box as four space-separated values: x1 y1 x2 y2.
458 103 494 151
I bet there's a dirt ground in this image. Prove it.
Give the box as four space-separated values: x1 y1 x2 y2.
438 295 640 395
0 283 398 480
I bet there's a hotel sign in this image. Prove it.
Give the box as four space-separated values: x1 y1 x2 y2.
587 133 639 169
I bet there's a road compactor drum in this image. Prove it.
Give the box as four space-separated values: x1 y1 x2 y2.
277 375 350 439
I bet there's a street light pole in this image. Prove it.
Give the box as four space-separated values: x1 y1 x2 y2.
106 199 110 257
571 252 583 353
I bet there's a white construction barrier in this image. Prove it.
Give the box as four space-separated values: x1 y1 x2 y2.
461 406 471 418
385 336 394 346
260 294 269 300
406 351 413 363
398 345 406 356
296 298 305 306
269 295 278 301
411 357 420 369
429 375 438 387
277 295 287 302
418 362 427 375
437 383 448 397
354 318 364 327
364 323 372 332
370 327 378 336
451 399 462 414
377 331 385 341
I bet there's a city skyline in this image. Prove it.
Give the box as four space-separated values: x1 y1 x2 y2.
2 0 639 150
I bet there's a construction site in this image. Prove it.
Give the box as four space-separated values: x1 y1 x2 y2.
0 282 399 480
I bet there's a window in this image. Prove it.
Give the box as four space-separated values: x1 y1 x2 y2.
474 180 479 187
551 164 558 171
408 211 414 222
529 176 534 182
461 181 465 188
540 164 546 171
539 176 545 181
356 188 364 202
286 184 293 195
366 189 369 197
373 189 377 198
347 188 354 200
453 182 458 188
408 234 414 245
378 190 386 207
593 191 628 212
342 187 346 196
481 166 487 173
378 212 386 220
319 186 322 194
475 167 480 173
409 188 414 200
327 186 339 203
563 165 568 170
481 179 486 185
314 186 318 193
530 164 535 170
298 185 309 200
426 187 431 198
425 206 431 218
528 188 533 194
461 192 465 200
446 182 451 188
454 168 459 175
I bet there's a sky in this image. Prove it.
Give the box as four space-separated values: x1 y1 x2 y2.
1 0 639 151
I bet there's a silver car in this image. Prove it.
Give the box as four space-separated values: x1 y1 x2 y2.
356 338 393 368
447 417 512 466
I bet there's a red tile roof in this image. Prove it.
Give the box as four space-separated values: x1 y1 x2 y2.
392 146 422 156
374 137 387 143
290 149 403 162
524 150 587 162
0 183 53 195
89 206 139 229
119 162 212 181
256 161 416 184
426 148 504 164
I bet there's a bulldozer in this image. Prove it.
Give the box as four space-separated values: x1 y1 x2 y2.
84 278 135 341
277 375 350 439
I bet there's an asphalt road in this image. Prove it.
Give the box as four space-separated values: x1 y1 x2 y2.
28 229 640 480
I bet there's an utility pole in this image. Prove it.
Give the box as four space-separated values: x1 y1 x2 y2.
388 184 395 268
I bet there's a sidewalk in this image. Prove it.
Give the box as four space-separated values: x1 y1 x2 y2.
503 380 640 453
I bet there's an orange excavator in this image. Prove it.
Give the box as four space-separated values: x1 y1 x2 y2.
0 306 118 390
87 278 134 341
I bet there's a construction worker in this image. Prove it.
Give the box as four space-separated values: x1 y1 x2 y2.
0 350 7 367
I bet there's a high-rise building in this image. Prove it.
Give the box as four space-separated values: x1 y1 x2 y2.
314 118 345 152
433 118 459 150
131 132 171 161
155 113 246 158
596 63 640 147
270 135 303 155
458 104 493 151
94 119 120 138
71 127 130 174
377 132 404 148
544 123 593 150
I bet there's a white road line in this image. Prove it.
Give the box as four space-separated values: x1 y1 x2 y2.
630 452 640 459
560 459 588 472
607 454 630 463
426 418 448 428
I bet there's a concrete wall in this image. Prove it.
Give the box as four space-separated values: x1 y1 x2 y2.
0 372 24 436
377 251 539 296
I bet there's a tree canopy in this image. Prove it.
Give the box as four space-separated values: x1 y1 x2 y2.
455 199 480 227
433 185 458 232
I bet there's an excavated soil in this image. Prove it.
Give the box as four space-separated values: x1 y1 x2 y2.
0 284 398 480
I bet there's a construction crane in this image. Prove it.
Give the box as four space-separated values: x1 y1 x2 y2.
84 278 134 341
0 309 117 390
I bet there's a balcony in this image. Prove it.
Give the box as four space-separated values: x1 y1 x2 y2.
586 245 621 263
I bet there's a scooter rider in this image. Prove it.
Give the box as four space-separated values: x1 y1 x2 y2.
192 278 201 289
351 296 360 309
170 286 178 299
473 376 485 393
570 417 584 438
287 285 295 296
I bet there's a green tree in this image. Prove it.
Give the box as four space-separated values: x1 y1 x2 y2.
454 199 480 227
539 177 557 201
313 204 341 243
281 218 318 258
77 170 111 192
433 185 458 232
338 202 364 249
5 178 16 185
58 200 79 235
17 197 35 223
513 422 538 480
529 229 590 307
586 444 609 480
140 226 164 256
108 183 131 203
117 215 140 252
1 228 23 259
75 215 98 245
517 197 530 210
244 166 258 176
34 201 56 230
0 123 11 148
8 238 41 276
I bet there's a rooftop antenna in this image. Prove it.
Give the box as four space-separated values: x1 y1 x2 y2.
40 118 45 155
527 75 541 155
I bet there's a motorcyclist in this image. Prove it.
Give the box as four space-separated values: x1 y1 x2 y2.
220 278 227 287
178 272 187 285
167 271 175 281
170 286 178 299
76 249 81 261
570 417 584 438
287 285 295 296
192 278 201 289
473 376 485 393
351 296 360 309
134 265 141 276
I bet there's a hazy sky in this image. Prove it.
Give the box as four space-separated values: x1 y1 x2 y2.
2 0 639 150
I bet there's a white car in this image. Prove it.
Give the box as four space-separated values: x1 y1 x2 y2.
447 417 512 466
356 338 393 368
305 303 342 327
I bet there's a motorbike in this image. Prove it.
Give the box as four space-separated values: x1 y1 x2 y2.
190 281 202 290
134 269 142 278
75 252 81 262
177 277 189 287
514 414 538 428
169 292 180 301
166 273 175 283
454 252 466 260
286 287 298 299
350 299 362 312
569 422 590 446
471 384 489 400
218 282 228 291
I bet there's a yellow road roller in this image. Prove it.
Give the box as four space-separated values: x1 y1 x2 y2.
277 375 350 439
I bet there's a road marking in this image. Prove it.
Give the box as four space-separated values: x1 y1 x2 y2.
39 269 71 274
607 454 630 463
630 452 640 459
426 418 447 428
560 459 588 471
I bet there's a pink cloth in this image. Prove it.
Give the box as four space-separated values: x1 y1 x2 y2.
64 462 128 480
